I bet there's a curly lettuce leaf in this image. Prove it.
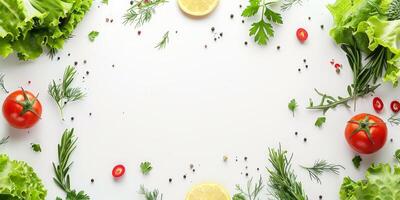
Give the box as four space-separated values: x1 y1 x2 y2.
0 154 47 200
339 163 400 200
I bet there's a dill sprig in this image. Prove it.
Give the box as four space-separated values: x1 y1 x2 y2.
388 114 400 126
281 0 302 11
48 47 58 60
155 31 169 49
123 0 168 27
139 185 163 200
48 66 85 118
301 160 344 184
0 136 9 146
0 73 9 93
234 176 264 200
267 146 308 200
388 0 400 20
53 129 90 200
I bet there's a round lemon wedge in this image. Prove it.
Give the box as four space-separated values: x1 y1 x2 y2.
186 183 230 200
178 0 219 17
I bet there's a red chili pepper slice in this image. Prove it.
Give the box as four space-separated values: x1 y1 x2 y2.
296 28 308 43
372 97 384 112
112 164 125 178
391 100 400 113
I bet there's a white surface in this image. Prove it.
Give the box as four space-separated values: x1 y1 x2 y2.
1 0 400 199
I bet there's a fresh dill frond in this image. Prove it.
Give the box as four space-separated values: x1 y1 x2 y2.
123 0 168 27
267 146 308 200
388 114 400 126
234 176 264 200
0 136 9 146
281 0 302 11
139 185 163 200
301 160 344 184
48 66 85 118
0 73 9 93
48 47 58 60
155 31 169 49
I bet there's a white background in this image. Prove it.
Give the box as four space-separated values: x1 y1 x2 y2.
1 0 400 199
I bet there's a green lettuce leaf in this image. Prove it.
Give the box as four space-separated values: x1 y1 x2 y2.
0 154 47 200
339 163 400 200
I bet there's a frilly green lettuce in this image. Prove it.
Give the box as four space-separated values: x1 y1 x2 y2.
0 0 92 60
339 163 400 200
0 154 47 200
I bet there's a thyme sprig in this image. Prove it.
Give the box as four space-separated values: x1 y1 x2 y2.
267 146 308 200
139 185 163 200
155 31 169 49
301 160 344 184
53 129 90 200
234 176 264 200
123 0 167 27
48 66 85 118
0 136 9 146
280 0 302 11
0 73 9 93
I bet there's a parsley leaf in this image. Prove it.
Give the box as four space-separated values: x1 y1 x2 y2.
88 31 99 42
241 0 260 17
140 161 152 175
31 143 42 152
264 7 283 24
250 20 274 45
315 117 326 128
352 155 362 169
288 99 297 117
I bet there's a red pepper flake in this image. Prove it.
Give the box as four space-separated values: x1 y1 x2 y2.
334 63 342 69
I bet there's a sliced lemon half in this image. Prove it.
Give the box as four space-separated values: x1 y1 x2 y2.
186 183 230 200
178 0 219 17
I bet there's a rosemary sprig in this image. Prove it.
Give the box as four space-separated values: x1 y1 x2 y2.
388 114 400 126
0 73 9 93
123 0 168 27
53 129 90 200
280 0 302 11
48 66 85 118
155 31 169 49
301 160 344 184
139 185 163 200
0 136 9 146
267 146 308 200
234 176 264 200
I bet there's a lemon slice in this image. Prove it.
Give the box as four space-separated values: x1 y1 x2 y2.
178 0 219 16
186 183 230 200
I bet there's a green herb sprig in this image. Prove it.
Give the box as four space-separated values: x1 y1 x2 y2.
140 161 152 175
0 136 9 146
388 114 400 126
155 31 169 49
88 31 99 42
49 66 85 118
123 0 168 27
234 176 264 200
53 129 90 200
288 99 297 116
315 117 326 128
280 0 302 11
267 146 308 200
395 150 400 162
301 160 344 184
388 0 400 20
31 143 42 152
352 155 362 169
0 73 8 93
139 185 163 200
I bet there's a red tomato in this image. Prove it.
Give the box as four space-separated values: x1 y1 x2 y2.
345 113 387 154
390 100 400 113
372 97 384 112
296 28 308 42
2 89 42 129
112 164 125 178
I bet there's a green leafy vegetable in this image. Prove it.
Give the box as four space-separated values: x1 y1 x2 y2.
242 0 283 45
0 0 93 60
0 154 47 199
314 117 326 128
352 155 362 169
88 31 99 42
123 0 168 28
31 143 42 152
53 129 90 200
301 160 344 184
395 149 400 162
49 66 85 118
234 176 264 200
340 163 400 199
0 136 9 146
155 31 169 49
288 99 297 116
267 146 308 200
139 185 163 200
140 161 152 175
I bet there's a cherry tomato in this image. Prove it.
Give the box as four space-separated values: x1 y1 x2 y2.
345 113 387 154
372 97 384 112
390 100 400 113
112 164 125 178
2 89 42 129
296 28 308 43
